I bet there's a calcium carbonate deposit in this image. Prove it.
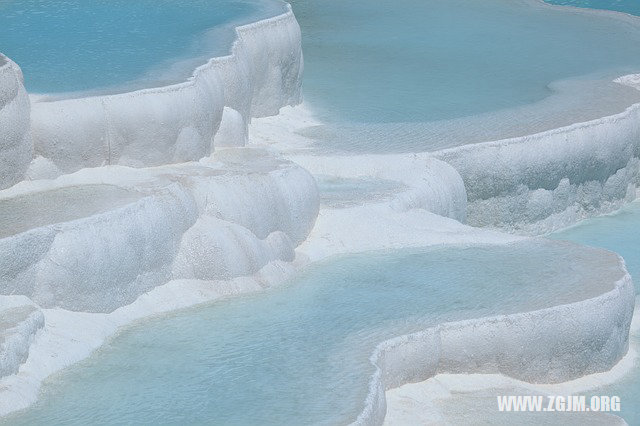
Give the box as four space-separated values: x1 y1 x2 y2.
0 56 32 190
1 0 639 424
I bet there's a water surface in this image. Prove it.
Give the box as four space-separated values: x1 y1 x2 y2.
552 201 640 293
288 0 640 152
3 241 621 425
0 185 141 238
0 0 286 93
546 0 640 16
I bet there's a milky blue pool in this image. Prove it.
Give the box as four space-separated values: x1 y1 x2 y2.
288 0 640 152
546 0 640 16
552 201 640 292
0 0 286 94
1 241 619 425
2 0 639 424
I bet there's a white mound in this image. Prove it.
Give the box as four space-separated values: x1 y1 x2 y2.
0 56 33 190
0 148 318 313
28 7 303 176
0 296 44 378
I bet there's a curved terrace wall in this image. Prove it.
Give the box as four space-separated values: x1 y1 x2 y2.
28 6 303 174
288 154 468 223
0 1 638 422
355 255 635 425
0 149 319 313
436 89 640 233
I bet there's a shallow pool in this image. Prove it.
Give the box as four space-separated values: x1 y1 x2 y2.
0 0 286 94
3 240 621 425
552 200 640 293
288 0 640 152
0 185 141 239
315 176 406 208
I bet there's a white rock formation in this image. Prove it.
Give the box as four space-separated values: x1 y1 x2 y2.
0 55 33 190
0 296 44 378
289 153 468 223
436 86 640 233
213 107 248 148
172 215 294 280
356 253 634 425
29 6 303 174
0 148 318 313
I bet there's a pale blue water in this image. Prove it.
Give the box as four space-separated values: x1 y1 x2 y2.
551 201 640 425
288 0 640 152
552 201 640 292
315 176 406 208
2 241 619 425
290 0 640 124
2 0 639 424
546 0 640 16
0 0 286 94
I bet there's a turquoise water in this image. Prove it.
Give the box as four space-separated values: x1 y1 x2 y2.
2 241 619 425
290 0 640 124
288 0 640 152
2 0 639 424
552 201 640 294
551 200 640 425
546 0 640 16
0 0 285 93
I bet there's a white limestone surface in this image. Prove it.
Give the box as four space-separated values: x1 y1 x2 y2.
252 76 640 236
248 99 639 426
0 296 44 379
213 107 249 148
384 298 640 426
0 55 33 190
0 151 635 423
0 148 318 313
0 139 529 419
0 192 526 419
435 75 640 234
355 257 634 425
29 5 303 174
0 146 320 415
0 8 638 424
288 153 468 223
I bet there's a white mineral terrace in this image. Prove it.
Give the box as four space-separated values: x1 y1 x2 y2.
0 1 638 424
